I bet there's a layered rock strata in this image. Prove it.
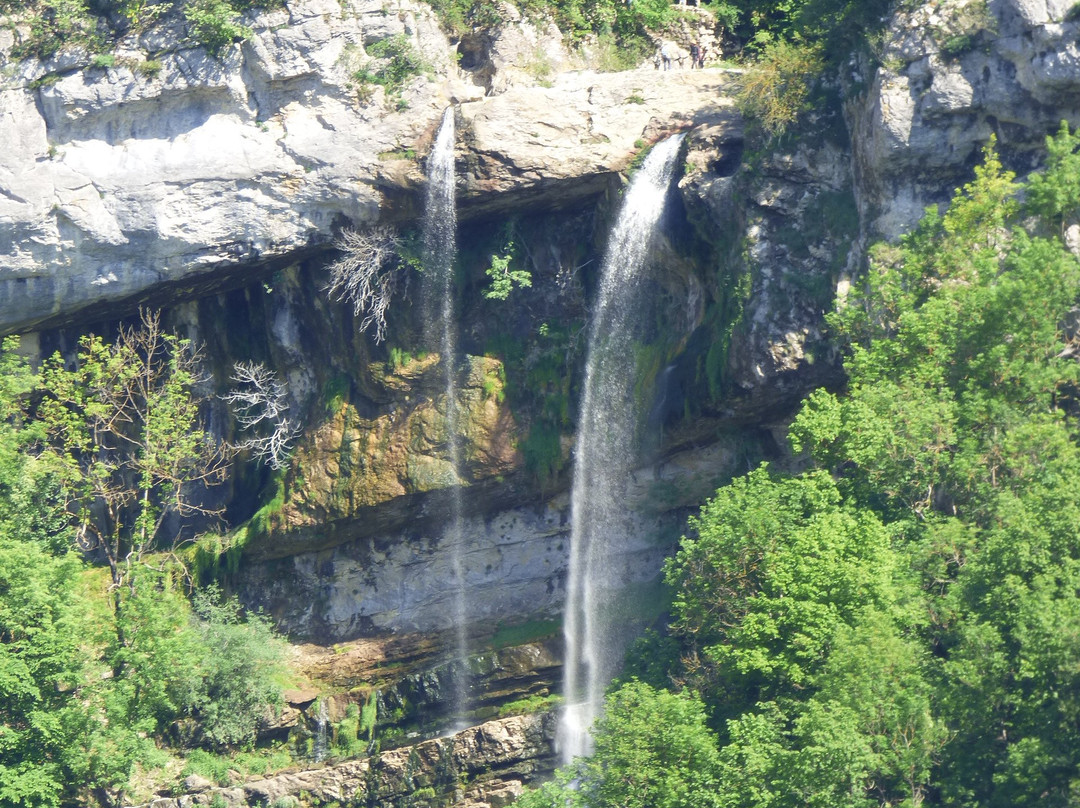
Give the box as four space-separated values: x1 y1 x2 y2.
0 0 735 333
138 712 556 808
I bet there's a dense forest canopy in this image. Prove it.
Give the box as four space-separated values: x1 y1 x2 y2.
520 126 1080 808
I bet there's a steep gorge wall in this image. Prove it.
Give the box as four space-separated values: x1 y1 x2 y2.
8 0 1080 797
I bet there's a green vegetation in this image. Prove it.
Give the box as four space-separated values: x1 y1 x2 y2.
735 39 823 140
521 125 1080 807
424 0 672 69
5 0 279 59
932 0 994 58
0 312 287 806
517 681 724 808
497 692 562 717
330 702 370 757
352 34 433 107
490 617 561 648
483 225 532 301
183 0 252 54
378 147 419 161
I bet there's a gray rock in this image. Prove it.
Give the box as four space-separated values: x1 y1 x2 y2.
857 0 1080 238
458 67 740 219
0 0 738 335
182 775 214 793
0 0 455 333
239 436 755 641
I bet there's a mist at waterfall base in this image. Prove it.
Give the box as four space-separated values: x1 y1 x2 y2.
558 134 686 764
421 107 470 727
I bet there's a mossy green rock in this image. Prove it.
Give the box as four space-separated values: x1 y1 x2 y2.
265 354 520 544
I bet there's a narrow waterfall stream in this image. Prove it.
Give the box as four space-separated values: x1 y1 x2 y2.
422 107 469 723
313 698 329 762
558 134 686 763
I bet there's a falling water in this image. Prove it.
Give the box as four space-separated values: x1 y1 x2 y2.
558 134 685 764
423 107 469 724
313 698 329 762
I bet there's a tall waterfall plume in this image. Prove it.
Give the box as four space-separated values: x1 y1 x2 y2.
558 134 685 763
422 107 469 724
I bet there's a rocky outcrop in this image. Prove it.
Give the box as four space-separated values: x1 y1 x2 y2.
138 713 556 808
457 68 740 218
239 433 769 641
676 110 852 422
855 0 1080 236
0 0 453 332
0 0 738 334
289 638 562 744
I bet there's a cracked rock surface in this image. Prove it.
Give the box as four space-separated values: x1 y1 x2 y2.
0 0 734 333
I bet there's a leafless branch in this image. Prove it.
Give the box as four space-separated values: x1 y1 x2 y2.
221 361 299 471
324 225 404 344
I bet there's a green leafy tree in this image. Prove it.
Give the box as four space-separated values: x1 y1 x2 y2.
0 540 89 808
37 309 230 611
791 139 1078 518
784 129 1080 806
483 230 532 301
517 681 723 808
1024 119 1080 236
665 467 898 714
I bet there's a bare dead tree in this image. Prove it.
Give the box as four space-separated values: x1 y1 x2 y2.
221 361 300 471
324 225 405 344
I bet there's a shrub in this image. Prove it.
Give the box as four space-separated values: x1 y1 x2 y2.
184 0 251 54
189 585 287 748
14 0 100 58
136 58 163 76
353 33 432 101
735 39 824 140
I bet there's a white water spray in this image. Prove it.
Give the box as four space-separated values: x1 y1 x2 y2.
423 107 469 725
558 134 685 764
313 698 329 763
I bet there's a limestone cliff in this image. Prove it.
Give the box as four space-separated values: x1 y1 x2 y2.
0 0 732 331
855 0 1080 235
5 0 1080 800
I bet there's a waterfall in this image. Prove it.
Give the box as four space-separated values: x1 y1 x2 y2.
313 698 329 762
558 134 685 764
422 107 469 724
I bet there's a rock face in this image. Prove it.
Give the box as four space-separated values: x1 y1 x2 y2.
258 352 523 561
856 0 1080 236
0 0 452 332
136 713 556 808
240 434 765 641
679 116 852 421
0 0 736 334
457 68 740 218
